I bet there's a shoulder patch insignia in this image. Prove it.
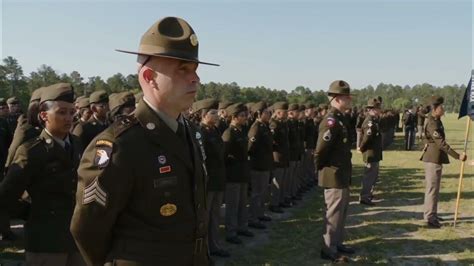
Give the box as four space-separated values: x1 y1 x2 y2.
368 121 373 127
433 131 439 137
96 139 113 147
367 128 372 135
250 137 256 142
323 129 332 142
83 177 107 207
94 145 112 168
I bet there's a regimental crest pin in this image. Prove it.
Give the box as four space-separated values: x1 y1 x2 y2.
158 155 166 165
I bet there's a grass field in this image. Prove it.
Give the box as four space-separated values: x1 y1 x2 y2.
1 113 473 265
219 113 473 265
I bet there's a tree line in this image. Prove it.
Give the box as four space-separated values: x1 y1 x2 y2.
0 56 468 112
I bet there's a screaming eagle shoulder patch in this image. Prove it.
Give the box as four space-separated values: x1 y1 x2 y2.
94 140 113 169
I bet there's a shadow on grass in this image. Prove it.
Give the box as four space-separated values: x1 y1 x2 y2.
363 237 474 257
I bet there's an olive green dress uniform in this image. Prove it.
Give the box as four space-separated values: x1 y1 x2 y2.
304 104 317 187
420 97 460 224
222 103 251 238
5 88 45 170
0 83 85 266
269 102 290 210
0 98 14 172
287 104 300 202
71 16 216 266
72 98 91 133
359 99 383 203
355 111 364 149
217 101 232 135
417 107 427 140
195 98 227 254
296 108 306 196
314 81 353 256
248 102 274 224
72 90 109 147
71 100 210 266
0 87 43 238
6 97 22 137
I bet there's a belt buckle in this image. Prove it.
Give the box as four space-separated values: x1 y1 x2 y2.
194 237 203 254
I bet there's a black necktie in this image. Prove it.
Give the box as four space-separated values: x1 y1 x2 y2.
64 141 70 152
177 121 187 142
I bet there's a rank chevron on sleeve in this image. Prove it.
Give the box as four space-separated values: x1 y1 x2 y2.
83 178 108 207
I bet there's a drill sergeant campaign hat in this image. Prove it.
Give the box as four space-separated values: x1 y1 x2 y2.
116 16 219 66
327 80 354 96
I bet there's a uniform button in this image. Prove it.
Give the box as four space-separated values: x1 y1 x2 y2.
198 222 204 231
197 203 201 209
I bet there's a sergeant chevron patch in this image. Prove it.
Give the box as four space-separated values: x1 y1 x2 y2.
83 177 108 207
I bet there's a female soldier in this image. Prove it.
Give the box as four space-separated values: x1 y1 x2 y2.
194 98 230 257
420 96 467 228
223 103 253 244
0 83 85 265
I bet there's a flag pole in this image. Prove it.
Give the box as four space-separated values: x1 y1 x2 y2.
453 117 471 227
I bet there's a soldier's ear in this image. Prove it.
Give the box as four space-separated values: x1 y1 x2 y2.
39 111 49 123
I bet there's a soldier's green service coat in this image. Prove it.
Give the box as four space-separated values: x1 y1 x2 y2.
314 107 352 188
5 115 41 169
222 124 250 183
359 115 383 163
420 114 459 164
70 101 209 266
248 119 274 171
200 122 226 191
0 130 83 252
269 118 290 168
304 116 317 150
72 115 108 147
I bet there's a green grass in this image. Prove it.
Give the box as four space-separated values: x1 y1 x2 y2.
224 113 473 265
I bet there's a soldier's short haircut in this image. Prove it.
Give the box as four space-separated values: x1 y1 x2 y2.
39 101 56 113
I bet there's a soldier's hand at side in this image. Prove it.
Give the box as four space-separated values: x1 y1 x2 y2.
356 147 361 154
459 153 467 162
